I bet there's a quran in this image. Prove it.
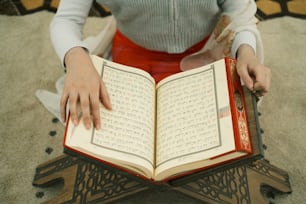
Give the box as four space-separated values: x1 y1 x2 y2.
64 55 252 182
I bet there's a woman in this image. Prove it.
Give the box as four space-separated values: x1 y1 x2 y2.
50 0 271 130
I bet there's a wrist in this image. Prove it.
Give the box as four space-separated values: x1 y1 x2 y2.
237 44 255 59
64 47 88 67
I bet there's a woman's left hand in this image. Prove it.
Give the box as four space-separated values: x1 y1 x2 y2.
236 44 271 96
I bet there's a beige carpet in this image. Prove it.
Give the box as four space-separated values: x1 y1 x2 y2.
0 11 305 204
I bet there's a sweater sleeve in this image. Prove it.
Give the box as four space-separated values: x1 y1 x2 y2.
218 0 263 61
50 0 93 66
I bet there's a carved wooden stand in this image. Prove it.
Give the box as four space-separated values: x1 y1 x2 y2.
33 91 292 204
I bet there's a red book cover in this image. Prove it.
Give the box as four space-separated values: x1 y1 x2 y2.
225 58 252 153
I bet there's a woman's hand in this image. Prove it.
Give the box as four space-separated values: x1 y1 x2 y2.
61 47 112 130
236 44 271 96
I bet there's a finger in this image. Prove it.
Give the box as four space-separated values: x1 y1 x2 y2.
68 91 79 126
253 68 271 95
236 62 254 90
79 92 91 130
60 92 69 123
100 81 112 110
89 92 101 130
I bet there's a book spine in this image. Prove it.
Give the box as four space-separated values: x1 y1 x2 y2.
225 58 252 153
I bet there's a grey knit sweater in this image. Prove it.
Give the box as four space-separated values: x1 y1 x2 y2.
50 0 257 64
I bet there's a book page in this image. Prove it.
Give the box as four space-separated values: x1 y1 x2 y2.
66 56 156 177
155 59 236 177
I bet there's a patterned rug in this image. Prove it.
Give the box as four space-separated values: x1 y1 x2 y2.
1 0 306 20
0 0 110 17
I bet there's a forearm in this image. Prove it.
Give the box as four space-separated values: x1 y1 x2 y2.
237 43 256 60
50 0 93 65
218 0 259 59
231 31 256 58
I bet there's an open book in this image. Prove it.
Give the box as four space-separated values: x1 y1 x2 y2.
64 55 252 182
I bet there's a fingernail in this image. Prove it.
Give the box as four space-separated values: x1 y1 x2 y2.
73 119 78 126
96 124 101 130
85 123 91 130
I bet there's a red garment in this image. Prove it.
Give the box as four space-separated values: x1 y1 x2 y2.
112 30 209 83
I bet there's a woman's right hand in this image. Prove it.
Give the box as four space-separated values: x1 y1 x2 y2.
61 47 112 130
